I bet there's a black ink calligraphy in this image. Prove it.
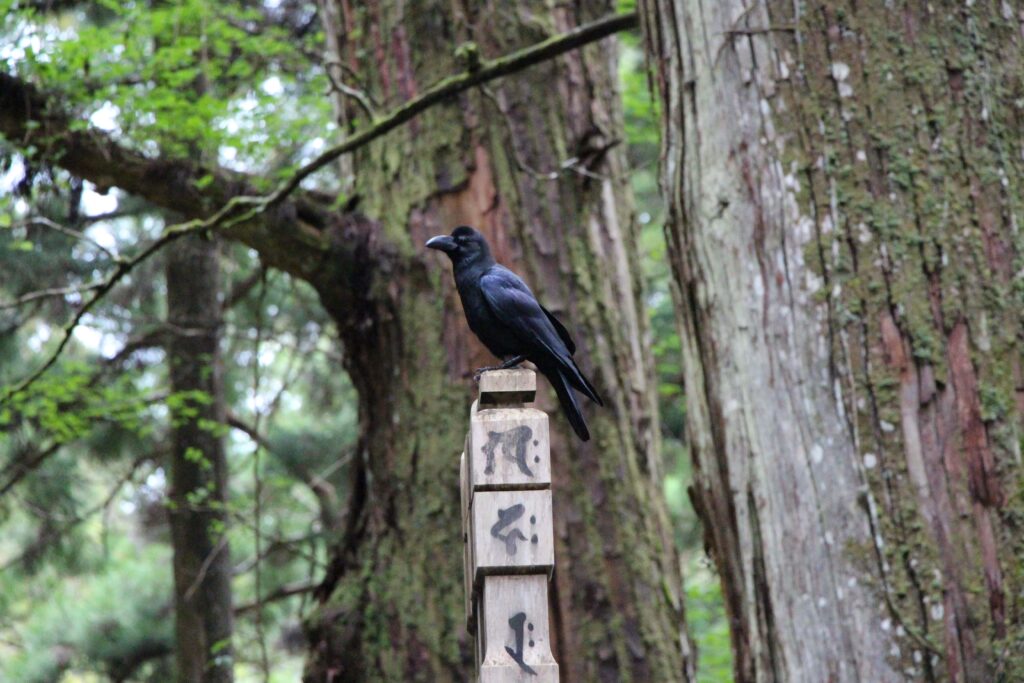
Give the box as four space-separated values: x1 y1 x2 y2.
482 425 534 476
505 612 537 675
490 503 528 554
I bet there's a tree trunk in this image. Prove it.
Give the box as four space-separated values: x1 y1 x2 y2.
166 235 234 683
303 2 692 682
641 0 1022 681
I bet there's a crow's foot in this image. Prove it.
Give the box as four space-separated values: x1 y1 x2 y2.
472 365 501 382
472 355 526 382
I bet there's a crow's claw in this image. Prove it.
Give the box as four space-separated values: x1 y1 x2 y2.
472 365 501 382
472 356 526 382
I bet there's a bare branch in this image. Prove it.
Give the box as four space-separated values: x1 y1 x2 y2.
234 580 318 615
0 280 104 310
323 61 376 121
18 216 123 262
183 534 231 602
76 208 146 225
271 11 639 198
0 442 62 497
222 265 268 311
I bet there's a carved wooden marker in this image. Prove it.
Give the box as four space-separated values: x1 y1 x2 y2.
469 402 550 491
462 369 559 682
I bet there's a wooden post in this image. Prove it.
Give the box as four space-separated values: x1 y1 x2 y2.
461 369 559 682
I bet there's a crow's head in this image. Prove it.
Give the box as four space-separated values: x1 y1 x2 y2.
425 225 491 266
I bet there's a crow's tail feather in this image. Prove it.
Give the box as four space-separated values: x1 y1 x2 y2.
565 358 603 407
550 369 590 441
536 338 603 407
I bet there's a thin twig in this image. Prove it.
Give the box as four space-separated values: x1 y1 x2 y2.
478 85 559 181
275 11 637 199
0 443 62 497
19 216 123 262
721 26 796 36
231 531 326 575
234 580 318 615
323 62 376 121
183 534 231 602
230 511 326 570
75 208 143 225
221 265 267 311
0 281 104 310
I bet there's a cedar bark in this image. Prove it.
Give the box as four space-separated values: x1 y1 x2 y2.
302 2 692 681
166 236 234 683
641 1 1023 681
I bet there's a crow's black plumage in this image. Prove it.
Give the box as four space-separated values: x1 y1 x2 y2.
426 225 602 440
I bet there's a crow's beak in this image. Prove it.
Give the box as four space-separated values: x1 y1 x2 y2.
425 235 457 253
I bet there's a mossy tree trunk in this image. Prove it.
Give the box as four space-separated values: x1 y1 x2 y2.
303 2 692 681
641 0 1022 681
165 236 234 683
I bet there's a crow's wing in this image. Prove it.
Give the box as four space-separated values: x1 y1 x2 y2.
479 266 602 406
540 305 576 354
478 266 568 358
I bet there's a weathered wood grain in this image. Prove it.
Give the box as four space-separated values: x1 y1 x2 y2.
469 402 550 494
470 490 554 585
478 575 559 682
478 369 537 406
461 451 476 633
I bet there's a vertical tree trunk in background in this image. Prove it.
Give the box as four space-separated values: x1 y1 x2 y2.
303 2 693 681
166 236 234 683
642 1 1022 681
316 0 356 189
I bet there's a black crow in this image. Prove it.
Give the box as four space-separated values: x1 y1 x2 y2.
426 225 602 441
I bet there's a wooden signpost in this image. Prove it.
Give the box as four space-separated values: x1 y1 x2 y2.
461 369 559 682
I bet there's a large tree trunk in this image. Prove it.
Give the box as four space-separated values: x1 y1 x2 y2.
642 0 1022 681
303 2 692 681
166 236 234 683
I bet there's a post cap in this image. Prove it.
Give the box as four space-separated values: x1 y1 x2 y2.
478 369 536 406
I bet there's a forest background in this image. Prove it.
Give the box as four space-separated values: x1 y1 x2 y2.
2 0 1021 682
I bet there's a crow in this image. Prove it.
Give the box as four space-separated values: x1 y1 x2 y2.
426 225 602 441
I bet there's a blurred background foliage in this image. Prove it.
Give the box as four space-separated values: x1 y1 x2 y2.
0 1 729 680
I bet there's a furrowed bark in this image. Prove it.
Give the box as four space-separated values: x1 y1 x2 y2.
165 235 234 683
641 0 1023 680
302 1 692 681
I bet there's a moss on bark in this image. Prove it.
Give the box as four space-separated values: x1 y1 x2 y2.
645 0 1022 680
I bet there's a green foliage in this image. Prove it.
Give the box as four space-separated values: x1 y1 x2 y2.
7 0 333 183
0 541 174 683
0 223 353 678
2 364 155 446
685 561 734 683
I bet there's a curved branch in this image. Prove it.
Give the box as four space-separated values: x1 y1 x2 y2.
0 280 104 310
19 216 123 262
271 11 638 198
